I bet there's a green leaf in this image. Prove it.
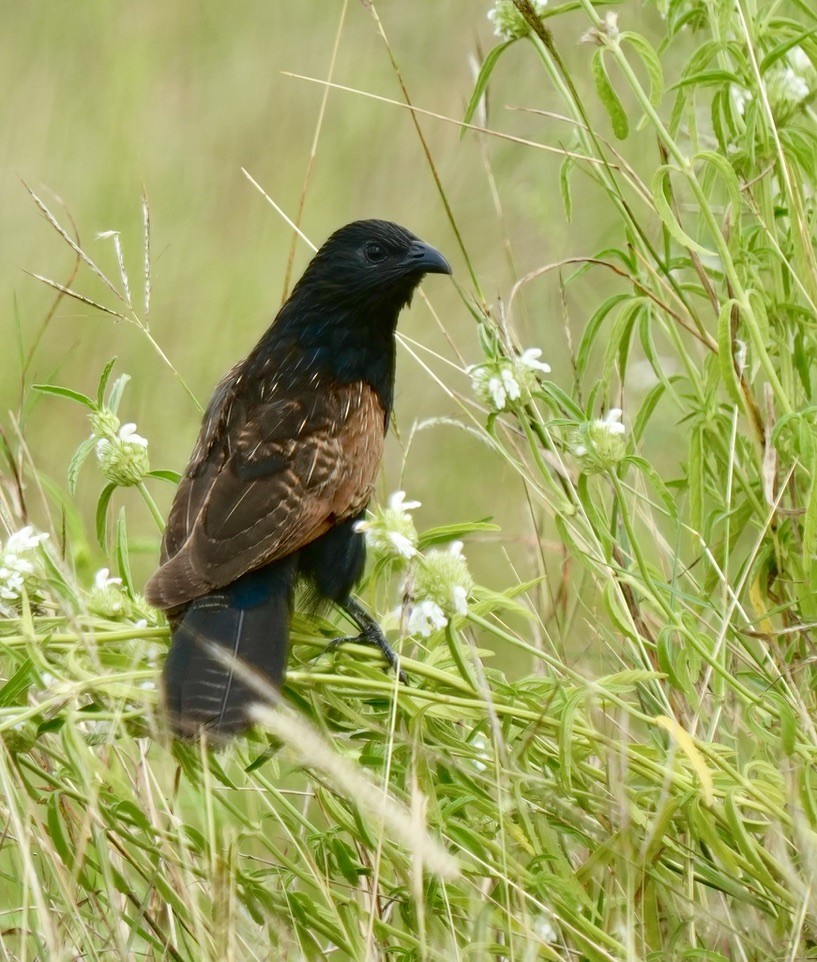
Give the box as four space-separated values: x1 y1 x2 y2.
462 40 516 131
695 149 742 216
32 383 95 408
576 293 630 382
96 356 119 406
620 31 664 109
716 298 743 406
688 426 705 534
632 378 675 443
621 456 679 521
116 508 135 597
0 659 33 707
558 689 585 791
68 436 97 496
759 29 817 72
651 166 716 256
417 519 499 550
46 793 75 870
559 155 573 222
96 482 117 549
802 452 817 572
592 49 629 139
107 373 131 414
146 469 182 485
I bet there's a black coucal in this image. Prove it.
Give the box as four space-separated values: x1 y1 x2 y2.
144 220 451 739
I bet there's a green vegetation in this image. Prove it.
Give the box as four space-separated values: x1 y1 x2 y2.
3 0 817 958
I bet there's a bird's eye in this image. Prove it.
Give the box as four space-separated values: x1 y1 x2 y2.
364 242 388 263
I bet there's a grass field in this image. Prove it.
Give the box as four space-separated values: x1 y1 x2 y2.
3 0 817 958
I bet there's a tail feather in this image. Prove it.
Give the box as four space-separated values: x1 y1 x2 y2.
163 561 296 739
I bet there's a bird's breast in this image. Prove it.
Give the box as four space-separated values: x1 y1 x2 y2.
327 380 386 520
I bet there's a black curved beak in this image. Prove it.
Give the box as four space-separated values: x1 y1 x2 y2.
404 239 452 276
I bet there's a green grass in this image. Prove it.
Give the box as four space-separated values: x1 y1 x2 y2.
3 0 817 958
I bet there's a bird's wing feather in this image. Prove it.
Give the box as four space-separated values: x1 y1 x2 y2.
145 377 384 610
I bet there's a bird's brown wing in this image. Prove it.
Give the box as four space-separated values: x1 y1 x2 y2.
159 366 240 565
144 378 385 611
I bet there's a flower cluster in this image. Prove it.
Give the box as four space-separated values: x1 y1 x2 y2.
571 408 627 474
86 568 129 618
0 526 49 616
406 542 474 638
766 50 814 122
468 348 551 412
354 491 421 561
355 492 474 638
487 0 548 42
95 417 150 487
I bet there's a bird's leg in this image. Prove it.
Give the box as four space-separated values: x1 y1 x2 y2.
330 597 407 684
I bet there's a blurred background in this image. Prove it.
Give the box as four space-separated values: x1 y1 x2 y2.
0 1 669 600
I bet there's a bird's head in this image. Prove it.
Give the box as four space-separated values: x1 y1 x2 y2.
294 219 451 314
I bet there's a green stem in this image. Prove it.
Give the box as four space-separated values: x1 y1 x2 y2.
137 480 166 532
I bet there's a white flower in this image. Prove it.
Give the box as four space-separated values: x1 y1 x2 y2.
571 408 627 474
118 423 148 448
532 914 559 942
451 584 469 616
388 491 421 512
789 46 812 75
469 346 550 412
94 567 122 590
406 599 448 638
779 66 810 102
5 526 49 555
730 84 753 117
87 567 128 618
408 541 474 632
487 375 508 410
518 348 552 373
0 526 49 614
470 732 491 772
487 0 548 41
593 408 625 436
501 368 521 402
765 62 813 122
96 419 150 486
354 490 421 562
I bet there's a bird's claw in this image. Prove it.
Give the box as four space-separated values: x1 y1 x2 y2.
328 615 408 685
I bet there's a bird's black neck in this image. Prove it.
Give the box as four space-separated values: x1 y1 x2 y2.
296 313 397 417
249 296 404 419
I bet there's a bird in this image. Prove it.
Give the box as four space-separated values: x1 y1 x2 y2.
144 219 451 739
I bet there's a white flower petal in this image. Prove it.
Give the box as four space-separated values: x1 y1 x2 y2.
501 368 522 401
488 377 507 410
119 423 149 447
407 600 448 637
388 490 421 512
519 348 552 373
94 567 122 590
451 584 469 615
388 532 417 559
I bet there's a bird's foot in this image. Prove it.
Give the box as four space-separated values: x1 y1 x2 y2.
329 598 408 684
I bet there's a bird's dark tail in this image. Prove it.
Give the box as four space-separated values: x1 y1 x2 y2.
162 560 296 740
